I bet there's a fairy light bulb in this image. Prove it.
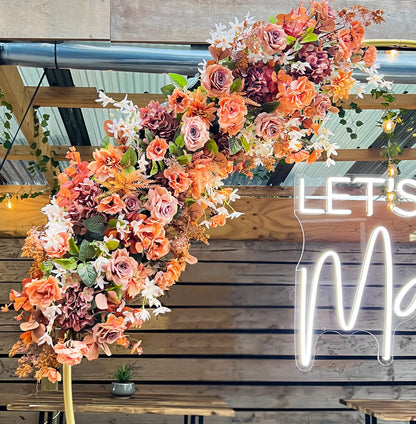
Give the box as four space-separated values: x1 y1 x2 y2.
387 202 395 212
382 119 396 134
387 49 399 58
387 163 398 178
386 191 396 202
6 194 13 209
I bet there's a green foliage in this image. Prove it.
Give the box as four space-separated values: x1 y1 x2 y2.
77 262 97 287
168 73 188 89
113 364 134 383
120 148 138 167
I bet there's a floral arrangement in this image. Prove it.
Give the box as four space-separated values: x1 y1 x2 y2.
4 1 388 383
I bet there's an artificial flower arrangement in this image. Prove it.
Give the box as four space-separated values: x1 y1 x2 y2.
4 1 389 383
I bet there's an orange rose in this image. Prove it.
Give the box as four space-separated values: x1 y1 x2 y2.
277 76 316 115
89 144 123 181
209 214 227 228
44 231 71 258
146 136 169 161
146 236 170 261
350 20 365 48
217 93 247 136
54 340 89 366
164 165 192 196
46 367 62 383
25 276 61 309
97 194 125 215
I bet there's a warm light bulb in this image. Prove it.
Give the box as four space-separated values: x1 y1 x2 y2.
382 119 396 134
386 191 396 202
387 163 398 178
387 49 399 58
6 194 13 209
387 202 395 212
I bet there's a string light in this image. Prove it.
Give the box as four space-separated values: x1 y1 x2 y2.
382 119 396 134
5 193 13 209
387 49 399 58
387 163 398 178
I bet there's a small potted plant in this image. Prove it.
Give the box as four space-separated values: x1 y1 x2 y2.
111 364 136 398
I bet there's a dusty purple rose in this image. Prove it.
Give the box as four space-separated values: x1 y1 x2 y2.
105 248 138 287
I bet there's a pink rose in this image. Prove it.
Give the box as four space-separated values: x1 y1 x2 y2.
144 186 178 223
201 64 234 97
258 24 287 55
54 340 89 366
122 195 142 213
181 116 210 152
254 112 285 140
105 248 138 287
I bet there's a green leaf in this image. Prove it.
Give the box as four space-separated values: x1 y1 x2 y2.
68 238 79 256
356 121 364 127
145 129 154 142
53 258 78 271
77 263 97 287
339 119 347 125
168 73 187 88
169 141 182 156
3 140 10 149
354 107 362 113
78 240 96 262
43 114 50 120
100 135 110 148
106 240 119 251
286 35 296 44
120 148 138 167
269 15 277 23
346 127 353 134
83 215 106 235
124 165 135 175
41 120 48 127
108 219 119 228
161 84 175 97
230 78 242 93
350 133 357 139
177 154 192 165
150 160 158 176
5 113 11 120
228 136 243 155
206 139 218 154
241 135 250 152
4 121 10 129
261 101 280 113
175 134 185 148
301 32 318 43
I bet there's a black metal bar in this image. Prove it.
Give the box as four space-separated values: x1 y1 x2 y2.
371 415 377 424
184 415 188 424
190 415 196 424
47 411 53 424
38 411 45 424
198 416 204 424
58 411 65 424
365 414 370 424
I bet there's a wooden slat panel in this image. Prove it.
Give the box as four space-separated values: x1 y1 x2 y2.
3 357 416 382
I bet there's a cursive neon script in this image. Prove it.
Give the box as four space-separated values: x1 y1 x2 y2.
295 225 416 371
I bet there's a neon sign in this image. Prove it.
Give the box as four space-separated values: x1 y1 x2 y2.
294 176 416 371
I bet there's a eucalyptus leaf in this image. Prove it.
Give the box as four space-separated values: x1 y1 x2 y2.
78 263 97 287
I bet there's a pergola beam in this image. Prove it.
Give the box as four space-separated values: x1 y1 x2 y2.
25 86 416 110
0 66 58 188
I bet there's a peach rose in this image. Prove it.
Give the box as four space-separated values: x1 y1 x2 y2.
25 276 61 309
303 93 339 119
254 112 285 140
217 93 247 136
146 136 169 161
106 248 138 287
201 64 234 97
89 144 123 181
350 20 365 48
46 367 62 383
258 23 287 55
277 76 316 115
44 231 71 258
181 116 210 151
97 194 125 215
168 87 191 114
146 236 170 261
164 165 192 196
54 340 89 366
145 186 178 223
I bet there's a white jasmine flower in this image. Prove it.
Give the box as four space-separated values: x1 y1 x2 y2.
325 157 336 167
228 211 244 219
139 308 151 322
95 91 115 107
142 279 163 300
153 306 171 316
291 61 312 74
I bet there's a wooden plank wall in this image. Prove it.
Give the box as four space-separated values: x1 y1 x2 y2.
1 238 416 424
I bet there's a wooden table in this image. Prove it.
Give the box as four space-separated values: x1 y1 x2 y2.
340 399 416 424
8 390 235 424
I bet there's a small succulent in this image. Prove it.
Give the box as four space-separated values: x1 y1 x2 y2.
113 364 134 383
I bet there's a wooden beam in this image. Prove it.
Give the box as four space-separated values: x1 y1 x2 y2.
0 66 58 188
0 185 47 195
1 145 414 163
26 86 416 110
27 87 165 109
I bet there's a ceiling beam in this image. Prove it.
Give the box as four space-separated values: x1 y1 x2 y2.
0 66 59 189
1 145 415 163
26 86 416 111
